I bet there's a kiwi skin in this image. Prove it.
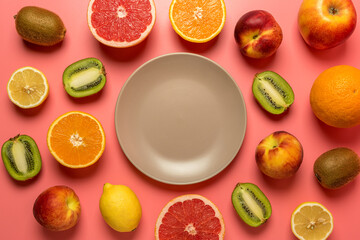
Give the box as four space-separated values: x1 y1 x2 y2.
14 6 66 46
314 147 360 189
231 182 272 227
1 134 42 181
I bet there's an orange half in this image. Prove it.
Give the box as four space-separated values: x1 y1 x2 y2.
169 0 226 43
47 111 106 168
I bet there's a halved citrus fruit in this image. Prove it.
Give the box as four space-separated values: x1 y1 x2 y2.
291 202 333 240
169 0 226 43
155 194 225 239
87 0 156 48
7 66 49 109
47 111 106 168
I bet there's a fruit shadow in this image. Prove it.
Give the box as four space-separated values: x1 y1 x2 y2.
231 207 271 235
314 175 357 199
237 48 277 70
36 220 79 239
101 222 140 239
65 87 105 105
23 40 64 53
294 28 347 62
12 96 49 116
176 33 220 54
56 159 101 179
311 111 360 144
252 97 293 121
258 172 298 190
97 38 148 62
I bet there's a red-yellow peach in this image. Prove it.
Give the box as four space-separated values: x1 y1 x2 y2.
256 131 303 179
234 10 283 59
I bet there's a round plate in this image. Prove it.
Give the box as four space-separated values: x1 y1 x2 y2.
115 53 247 185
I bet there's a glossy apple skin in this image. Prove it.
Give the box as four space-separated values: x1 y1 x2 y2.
256 131 303 179
33 185 81 231
298 0 357 50
234 10 283 59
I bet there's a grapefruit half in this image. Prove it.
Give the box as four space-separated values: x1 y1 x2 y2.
155 194 225 240
87 0 156 48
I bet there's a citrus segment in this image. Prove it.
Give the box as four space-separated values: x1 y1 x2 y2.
291 202 333 240
87 0 156 48
169 0 226 43
155 194 225 240
47 111 105 168
7 66 49 109
310 65 360 128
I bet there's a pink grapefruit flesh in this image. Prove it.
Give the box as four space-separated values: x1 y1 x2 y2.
155 194 225 240
87 0 156 48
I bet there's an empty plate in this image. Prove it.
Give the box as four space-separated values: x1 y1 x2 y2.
115 53 247 185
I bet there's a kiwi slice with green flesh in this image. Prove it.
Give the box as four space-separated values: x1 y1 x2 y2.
252 71 294 114
231 183 272 227
63 58 106 98
1 135 42 181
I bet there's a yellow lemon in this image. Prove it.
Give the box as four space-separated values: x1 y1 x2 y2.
99 183 142 232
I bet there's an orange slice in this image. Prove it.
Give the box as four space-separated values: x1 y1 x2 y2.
47 111 106 168
7 66 49 109
169 0 226 43
291 202 333 240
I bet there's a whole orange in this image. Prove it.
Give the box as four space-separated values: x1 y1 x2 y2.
310 65 360 128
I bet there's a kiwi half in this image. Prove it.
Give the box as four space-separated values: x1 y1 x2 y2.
63 57 106 98
231 183 272 227
1 135 42 181
252 71 294 114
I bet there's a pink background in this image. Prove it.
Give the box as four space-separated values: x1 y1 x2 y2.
1 0 360 239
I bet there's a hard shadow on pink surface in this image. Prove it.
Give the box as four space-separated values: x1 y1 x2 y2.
56 159 102 179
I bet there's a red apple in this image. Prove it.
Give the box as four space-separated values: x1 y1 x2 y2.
255 131 303 179
234 10 283 59
298 0 357 50
33 185 81 231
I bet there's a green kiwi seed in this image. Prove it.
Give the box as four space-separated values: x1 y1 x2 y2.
63 57 106 98
252 71 294 114
1 134 42 181
231 182 272 227
14 6 66 46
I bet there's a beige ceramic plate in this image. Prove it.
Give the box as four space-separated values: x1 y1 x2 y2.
115 53 246 185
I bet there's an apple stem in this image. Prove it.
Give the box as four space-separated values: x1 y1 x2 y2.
328 7 338 15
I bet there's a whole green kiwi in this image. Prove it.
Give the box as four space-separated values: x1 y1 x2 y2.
314 147 360 189
14 6 66 46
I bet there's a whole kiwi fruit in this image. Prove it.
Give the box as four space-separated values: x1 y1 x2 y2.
1 134 42 181
314 147 360 189
14 6 66 46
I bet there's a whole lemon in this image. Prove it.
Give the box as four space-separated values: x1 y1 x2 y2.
99 183 142 232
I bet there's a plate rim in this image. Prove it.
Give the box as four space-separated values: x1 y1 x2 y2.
114 52 247 185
